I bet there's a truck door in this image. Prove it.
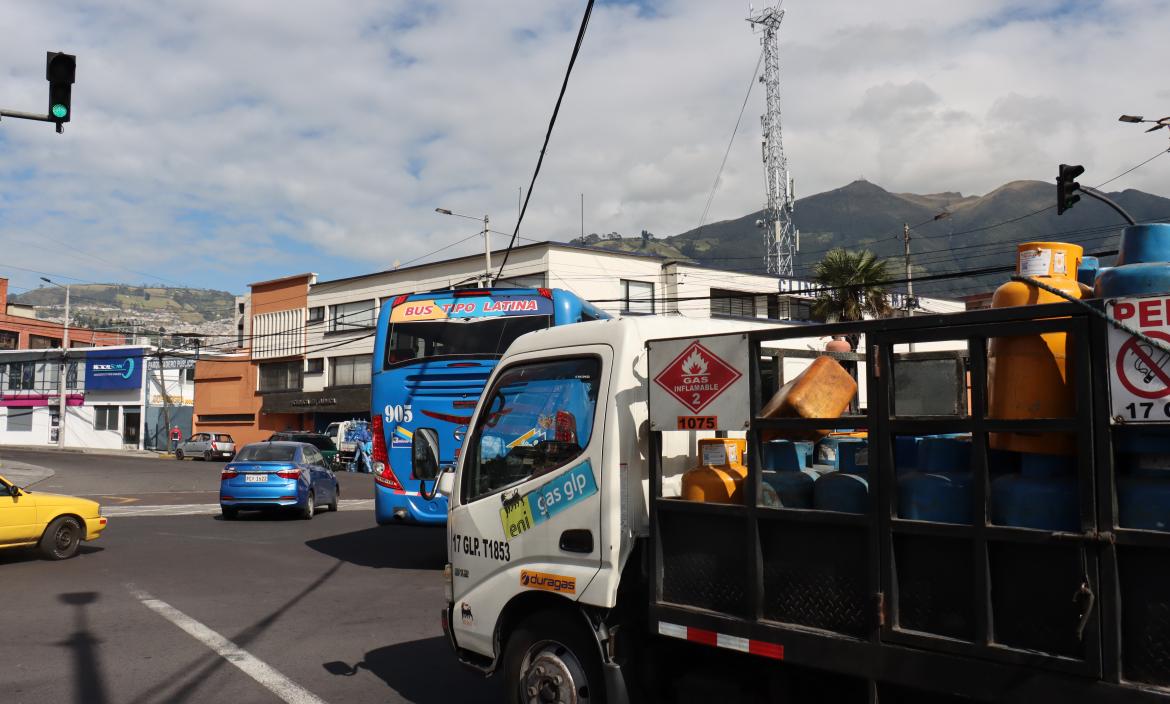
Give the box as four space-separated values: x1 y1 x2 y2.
447 348 610 659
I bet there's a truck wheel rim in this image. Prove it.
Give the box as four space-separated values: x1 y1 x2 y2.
520 641 589 704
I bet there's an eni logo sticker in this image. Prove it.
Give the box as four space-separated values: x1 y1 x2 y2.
499 460 598 541
520 570 576 595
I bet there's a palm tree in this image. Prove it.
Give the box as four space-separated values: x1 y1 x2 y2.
811 248 893 329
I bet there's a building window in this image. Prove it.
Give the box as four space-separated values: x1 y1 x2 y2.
0 330 17 350
307 306 325 324
330 355 372 387
237 322 244 348
305 358 324 374
6 408 33 432
184 367 196 382
238 302 246 314
94 406 119 431
29 335 61 349
258 361 303 392
330 300 376 332
4 362 38 391
711 289 756 318
621 280 654 315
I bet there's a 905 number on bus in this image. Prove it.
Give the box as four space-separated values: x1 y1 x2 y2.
1122 402 1170 420
383 404 413 423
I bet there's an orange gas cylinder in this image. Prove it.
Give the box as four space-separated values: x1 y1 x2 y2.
988 242 1092 455
682 438 748 504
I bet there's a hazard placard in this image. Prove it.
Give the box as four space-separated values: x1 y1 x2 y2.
1106 296 1170 423
648 334 749 431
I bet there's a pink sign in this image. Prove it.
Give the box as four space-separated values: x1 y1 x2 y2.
0 394 84 407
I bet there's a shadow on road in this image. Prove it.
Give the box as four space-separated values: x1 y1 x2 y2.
57 591 110 704
0 544 103 564
305 525 446 570
323 636 502 703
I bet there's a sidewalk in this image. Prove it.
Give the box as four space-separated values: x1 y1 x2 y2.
0 457 55 487
0 444 162 459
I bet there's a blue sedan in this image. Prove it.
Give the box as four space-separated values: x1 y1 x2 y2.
219 441 339 520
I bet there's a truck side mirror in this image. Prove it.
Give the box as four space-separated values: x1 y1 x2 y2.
412 427 440 481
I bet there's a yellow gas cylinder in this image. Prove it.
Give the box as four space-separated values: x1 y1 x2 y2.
682 438 748 504
988 242 1092 455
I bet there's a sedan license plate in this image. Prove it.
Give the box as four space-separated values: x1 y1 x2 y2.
245 474 267 483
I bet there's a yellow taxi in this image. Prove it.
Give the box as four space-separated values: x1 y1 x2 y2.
0 473 107 560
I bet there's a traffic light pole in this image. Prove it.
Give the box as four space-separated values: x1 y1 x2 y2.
1 51 75 133
1079 186 1137 226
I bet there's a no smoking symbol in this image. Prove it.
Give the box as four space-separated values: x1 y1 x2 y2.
1117 330 1170 399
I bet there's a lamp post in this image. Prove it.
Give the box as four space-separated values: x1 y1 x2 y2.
40 277 70 448
435 208 491 286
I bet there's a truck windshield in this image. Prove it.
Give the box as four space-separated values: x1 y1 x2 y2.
464 357 600 501
386 315 552 367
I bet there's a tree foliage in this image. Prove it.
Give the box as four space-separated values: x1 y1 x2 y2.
811 247 893 323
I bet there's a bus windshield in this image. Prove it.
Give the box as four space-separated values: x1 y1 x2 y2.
386 315 551 367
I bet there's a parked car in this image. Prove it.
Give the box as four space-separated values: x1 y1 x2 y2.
267 432 338 467
175 433 236 462
218 441 339 520
0 474 108 559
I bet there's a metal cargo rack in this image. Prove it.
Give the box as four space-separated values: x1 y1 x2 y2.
647 302 1170 702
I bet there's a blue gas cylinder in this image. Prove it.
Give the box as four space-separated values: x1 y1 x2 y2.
1095 224 1170 298
762 440 813 471
1077 256 1100 288
917 436 972 473
897 472 973 524
990 453 1079 531
762 469 819 508
1118 464 1170 531
839 442 869 473
813 471 869 514
894 436 920 473
815 436 866 469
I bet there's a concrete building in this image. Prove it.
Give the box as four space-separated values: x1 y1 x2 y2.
0 345 196 450
0 278 125 350
189 242 963 441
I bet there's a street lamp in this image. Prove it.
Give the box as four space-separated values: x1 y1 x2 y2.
40 276 70 449
435 207 491 286
1118 114 1170 134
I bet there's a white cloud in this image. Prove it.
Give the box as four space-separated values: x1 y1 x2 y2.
0 0 1167 295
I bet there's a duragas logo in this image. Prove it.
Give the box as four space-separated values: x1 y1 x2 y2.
93 358 135 379
520 570 576 595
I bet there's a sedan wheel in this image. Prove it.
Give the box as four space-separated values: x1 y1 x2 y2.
175 449 184 460
300 491 315 520
39 516 82 560
203 450 212 462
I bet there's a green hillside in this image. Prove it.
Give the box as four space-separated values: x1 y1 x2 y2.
11 284 236 327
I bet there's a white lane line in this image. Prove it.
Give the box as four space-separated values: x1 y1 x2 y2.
104 499 375 517
128 586 328 704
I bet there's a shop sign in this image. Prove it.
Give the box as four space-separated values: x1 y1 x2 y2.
85 350 142 390
390 295 552 323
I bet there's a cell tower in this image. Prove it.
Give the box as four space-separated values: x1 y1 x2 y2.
748 3 796 276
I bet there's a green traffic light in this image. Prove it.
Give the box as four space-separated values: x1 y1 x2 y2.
51 104 68 119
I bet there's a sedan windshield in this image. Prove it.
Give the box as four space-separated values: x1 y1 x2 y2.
235 445 298 462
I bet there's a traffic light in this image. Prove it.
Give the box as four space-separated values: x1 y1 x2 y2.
1057 163 1084 215
46 52 76 129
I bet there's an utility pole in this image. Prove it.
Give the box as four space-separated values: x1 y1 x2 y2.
903 223 914 314
41 278 69 447
156 348 173 453
482 214 491 287
580 193 584 240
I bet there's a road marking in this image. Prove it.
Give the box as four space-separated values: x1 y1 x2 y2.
129 586 328 704
104 499 375 517
102 495 140 504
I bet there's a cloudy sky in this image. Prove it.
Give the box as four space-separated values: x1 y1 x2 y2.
1 0 1167 297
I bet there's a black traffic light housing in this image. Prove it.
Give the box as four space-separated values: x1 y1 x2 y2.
1057 163 1084 215
46 51 76 132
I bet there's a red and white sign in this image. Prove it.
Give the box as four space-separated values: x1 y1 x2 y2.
1107 296 1170 423
648 335 749 431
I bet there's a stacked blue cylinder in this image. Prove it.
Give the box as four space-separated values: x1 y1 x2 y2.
813 438 870 513
761 440 818 508
1096 223 1170 532
897 437 973 523
990 453 1079 531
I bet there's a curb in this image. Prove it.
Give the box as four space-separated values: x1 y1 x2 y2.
0 444 161 460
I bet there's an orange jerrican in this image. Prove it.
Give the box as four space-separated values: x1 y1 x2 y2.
759 355 857 441
988 242 1091 455
682 438 749 504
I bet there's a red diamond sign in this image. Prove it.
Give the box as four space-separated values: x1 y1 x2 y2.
653 341 743 414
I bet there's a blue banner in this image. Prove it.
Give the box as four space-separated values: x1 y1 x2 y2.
85 350 142 390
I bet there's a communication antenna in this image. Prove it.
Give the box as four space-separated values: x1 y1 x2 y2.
748 2 796 276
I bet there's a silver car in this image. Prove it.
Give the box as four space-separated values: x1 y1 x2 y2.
175 432 236 461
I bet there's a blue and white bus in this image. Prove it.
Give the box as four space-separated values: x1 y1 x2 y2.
370 287 609 524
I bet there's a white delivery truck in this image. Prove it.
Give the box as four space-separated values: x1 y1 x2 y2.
412 304 1170 703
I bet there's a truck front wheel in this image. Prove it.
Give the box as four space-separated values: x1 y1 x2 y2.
503 609 606 704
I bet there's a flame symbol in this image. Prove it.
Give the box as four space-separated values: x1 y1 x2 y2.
681 348 709 376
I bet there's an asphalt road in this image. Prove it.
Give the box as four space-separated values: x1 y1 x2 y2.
0 448 501 704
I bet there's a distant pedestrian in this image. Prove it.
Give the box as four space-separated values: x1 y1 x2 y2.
169 425 182 452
